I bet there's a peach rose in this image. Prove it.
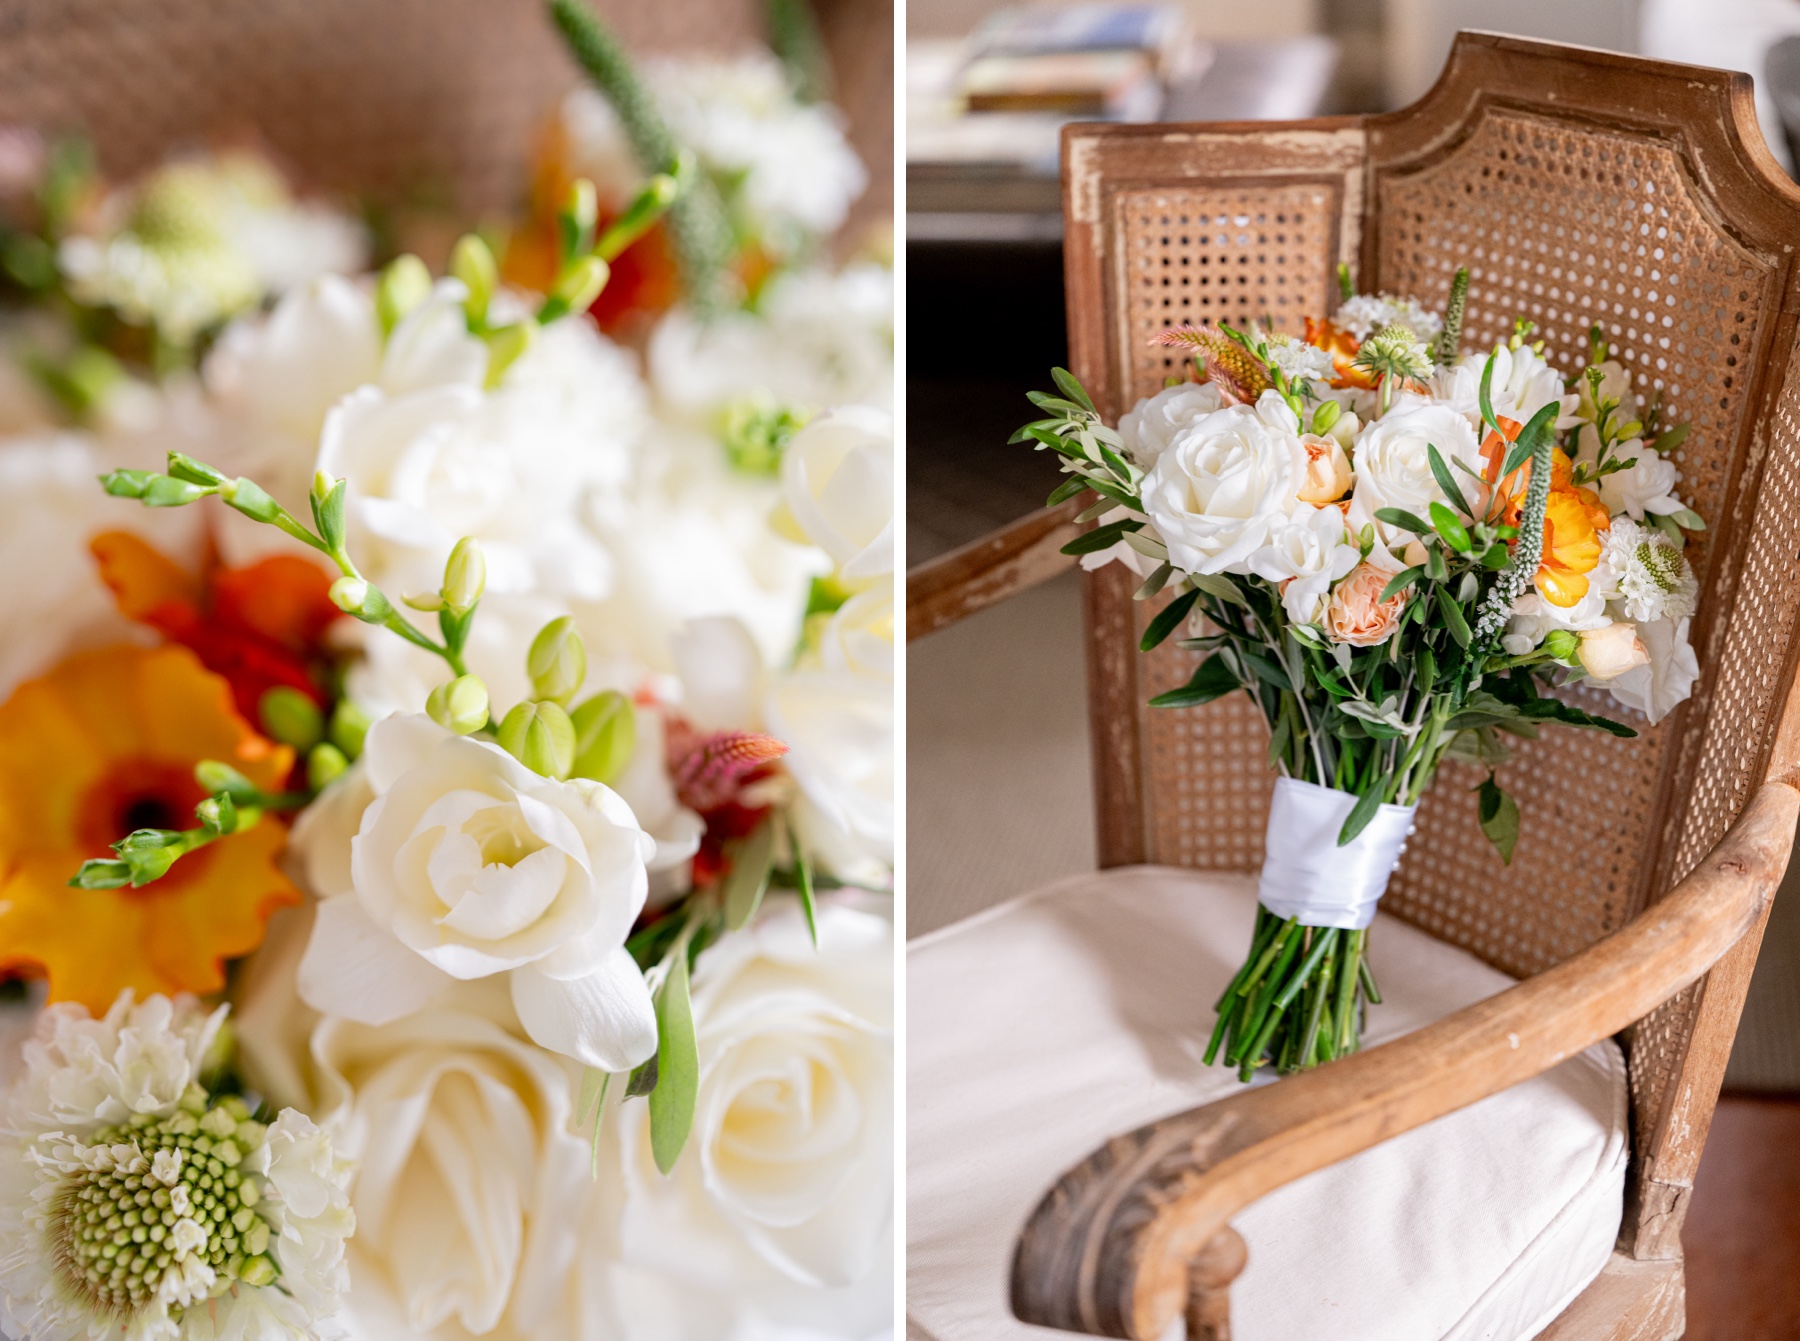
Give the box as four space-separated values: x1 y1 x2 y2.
1326 562 1408 647
1297 434 1354 505
1578 622 1650 679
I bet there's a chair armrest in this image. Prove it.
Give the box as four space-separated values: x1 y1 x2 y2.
906 501 1082 642
1011 777 1800 1340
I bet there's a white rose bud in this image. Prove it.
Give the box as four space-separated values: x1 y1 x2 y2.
1578 622 1650 679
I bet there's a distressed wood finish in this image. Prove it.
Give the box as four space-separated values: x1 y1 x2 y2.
1534 1255 1685 1341
905 501 1081 642
1009 780 1799 1339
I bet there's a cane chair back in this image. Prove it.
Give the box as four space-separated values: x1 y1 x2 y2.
0 0 766 215
1064 31 1800 1259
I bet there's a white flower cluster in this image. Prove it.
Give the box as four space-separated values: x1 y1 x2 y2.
1333 292 1444 343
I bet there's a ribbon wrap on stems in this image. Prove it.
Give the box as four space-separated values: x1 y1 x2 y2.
1256 777 1418 930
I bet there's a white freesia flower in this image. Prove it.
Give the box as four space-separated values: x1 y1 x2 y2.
1596 447 1685 520
1118 381 1225 466
1345 400 1484 557
1264 335 1335 386
615 899 893 1306
1247 506 1361 625
1600 518 1698 624
780 407 894 583
0 433 200 700
1429 344 1579 431
1140 391 1306 576
1598 615 1699 724
819 584 895 683
294 714 658 1071
0 994 351 1341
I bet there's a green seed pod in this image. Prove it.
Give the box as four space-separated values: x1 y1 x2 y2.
259 687 323 750
497 701 577 779
426 674 491 736
527 616 588 705
569 690 636 784
376 254 431 337
442 537 486 616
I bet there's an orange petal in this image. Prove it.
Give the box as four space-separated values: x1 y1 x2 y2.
90 530 200 631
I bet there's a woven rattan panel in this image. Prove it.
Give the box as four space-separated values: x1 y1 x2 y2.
1110 182 1340 872
0 0 765 214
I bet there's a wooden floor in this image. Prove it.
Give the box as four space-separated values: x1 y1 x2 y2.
1684 1094 1800 1338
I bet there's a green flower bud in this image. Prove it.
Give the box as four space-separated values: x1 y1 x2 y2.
310 471 347 552
329 701 371 759
497 700 576 779
596 173 680 261
166 452 226 486
306 743 349 791
442 537 486 616
376 254 431 337
194 793 240 835
483 322 535 389
100 469 155 499
569 690 636 784
194 761 258 803
527 616 587 705
143 475 214 507
259 686 323 750
427 674 490 735
1310 398 1343 436
220 475 283 524
450 234 499 327
1541 629 1582 664
328 577 393 624
551 255 609 315
559 178 598 260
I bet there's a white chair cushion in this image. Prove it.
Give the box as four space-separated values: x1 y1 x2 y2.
906 866 1627 1341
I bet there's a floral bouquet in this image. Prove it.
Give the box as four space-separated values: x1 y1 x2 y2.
1018 265 1704 1080
0 4 893 1339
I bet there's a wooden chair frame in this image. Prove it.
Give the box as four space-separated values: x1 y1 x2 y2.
908 32 1800 1341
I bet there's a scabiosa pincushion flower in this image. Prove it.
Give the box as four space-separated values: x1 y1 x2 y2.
0 993 352 1341
1601 517 1698 624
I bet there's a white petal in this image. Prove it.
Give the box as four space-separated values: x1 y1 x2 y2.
362 713 455 793
297 895 454 1024
510 949 657 1071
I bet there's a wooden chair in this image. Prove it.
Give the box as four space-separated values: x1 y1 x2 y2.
908 31 1800 1341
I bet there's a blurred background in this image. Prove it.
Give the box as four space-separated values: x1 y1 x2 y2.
907 6 1800 1330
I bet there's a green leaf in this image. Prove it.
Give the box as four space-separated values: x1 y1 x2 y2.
1337 787 1384 846
1475 774 1520 864
1500 399 1560 480
1481 542 1511 569
1140 588 1200 652
1238 648 1293 692
1051 367 1096 413
1060 518 1139 557
1652 423 1689 454
1149 654 1240 709
1425 545 1449 583
1380 566 1425 602
1188 571 1249 608
1046 476 1088 507
1517 696 1638 737
68 859 133 889
1478 352 1499 435
722 819 776 930
625 1053 658 1097
649 949 700 1174
1374 507 1433 537
1133 561 1174 601
1427 444 1474 519
790 813 818 945
1429 501 1472 553
1435 585 1472 647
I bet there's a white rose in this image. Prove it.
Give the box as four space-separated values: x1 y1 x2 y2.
1346 401 1484 556
1141 391 1305 576
1596 448 1684 520
1118 382 1224 466
0 434 200 700
615 899 893 1307
1603 615 1699 724
1246 505 1361 625
781 407 894 583
295 714 658 1071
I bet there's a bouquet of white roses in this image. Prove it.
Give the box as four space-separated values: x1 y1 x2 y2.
1019 265 1704 1078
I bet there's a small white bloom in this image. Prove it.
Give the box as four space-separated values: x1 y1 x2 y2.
1603 615 1699 724
1334 293 1443 343
1345 401 1484 558
149 1147 182 1185
780 406 894 582
1118 381 1224 466
1264 335 1335 386
1140 391 1306 576
1429 344 1580 431
1600 518 1698 624
1246 506 1361 625
1596 447 1685 520
170 1217 209 1256
1501 588 1612 654
294 714 659 1071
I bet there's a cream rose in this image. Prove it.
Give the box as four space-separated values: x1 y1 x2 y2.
615 899 893 1295
1246 506 1360 625
1118 381 1224 466
1602 615 1699 724
1140 391 1306 576
1296 433 1354 505
294 714 658 1072
1345 401 1484 555
1578 622 1650 679
780 406 894 582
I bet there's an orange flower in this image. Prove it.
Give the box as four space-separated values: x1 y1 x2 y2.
1305 316 1378 391
0 645 299 1010
1536 486 1611 607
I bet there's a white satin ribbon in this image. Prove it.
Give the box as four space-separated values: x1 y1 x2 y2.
1256 776 1417 930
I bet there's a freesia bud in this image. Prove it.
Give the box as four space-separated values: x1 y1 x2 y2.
1578 622 1650 680
450 233 498 326
442 537 486 615
328 577 368 613
376 254 431 337
306 743 348 791
551 255 609 313
527 616 587 704
259 686 323 750
497 700 576 779
569 690 636 784
1310 399 1342 436
220 476 281 524
1540 629 1581 663
560 178 598 259
483 322 535 389
427 674 490 735
329 701 371 759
